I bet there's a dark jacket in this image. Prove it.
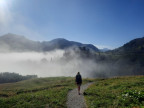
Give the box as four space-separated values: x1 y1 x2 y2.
75 74 82 84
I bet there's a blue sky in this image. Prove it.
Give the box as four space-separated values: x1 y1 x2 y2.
0 0 144 49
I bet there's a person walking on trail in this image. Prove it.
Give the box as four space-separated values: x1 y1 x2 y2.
75 72 82 95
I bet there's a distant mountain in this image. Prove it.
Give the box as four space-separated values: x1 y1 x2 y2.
42 38 99 51
0 33 99 52
100 48 111 52
0 33 41 52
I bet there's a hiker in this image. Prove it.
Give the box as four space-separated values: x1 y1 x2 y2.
75 72 82 95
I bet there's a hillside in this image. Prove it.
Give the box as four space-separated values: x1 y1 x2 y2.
62 36 144 77
111 37 144 54
106 37 144 69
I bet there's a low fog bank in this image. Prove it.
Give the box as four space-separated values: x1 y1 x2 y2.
0 50 96 77
0 49 143 78
0 49 106 78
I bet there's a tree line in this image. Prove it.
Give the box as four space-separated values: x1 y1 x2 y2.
0 72 37 84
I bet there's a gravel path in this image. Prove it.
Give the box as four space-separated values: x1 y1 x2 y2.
66 82 93 108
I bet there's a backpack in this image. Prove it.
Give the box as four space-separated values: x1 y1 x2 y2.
76 74 82 83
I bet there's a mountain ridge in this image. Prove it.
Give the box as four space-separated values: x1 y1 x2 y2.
111 36 144 54
0 33 99 52
1 33 144 54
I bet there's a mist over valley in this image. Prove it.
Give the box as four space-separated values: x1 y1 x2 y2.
0 33 144 78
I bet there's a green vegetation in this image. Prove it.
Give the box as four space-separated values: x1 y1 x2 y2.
84 76 144 108
1 75 144 108
0 77 91 108
0 72 37 84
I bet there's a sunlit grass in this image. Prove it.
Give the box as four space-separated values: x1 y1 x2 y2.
84 76 144 108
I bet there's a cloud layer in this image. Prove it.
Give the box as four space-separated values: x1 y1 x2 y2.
0 50 108 78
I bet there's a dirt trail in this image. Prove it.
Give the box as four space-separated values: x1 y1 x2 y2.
66 82 93 108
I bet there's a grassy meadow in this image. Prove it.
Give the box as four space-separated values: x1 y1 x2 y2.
0 77 92 108
0 76 144 108
84 76 144 108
